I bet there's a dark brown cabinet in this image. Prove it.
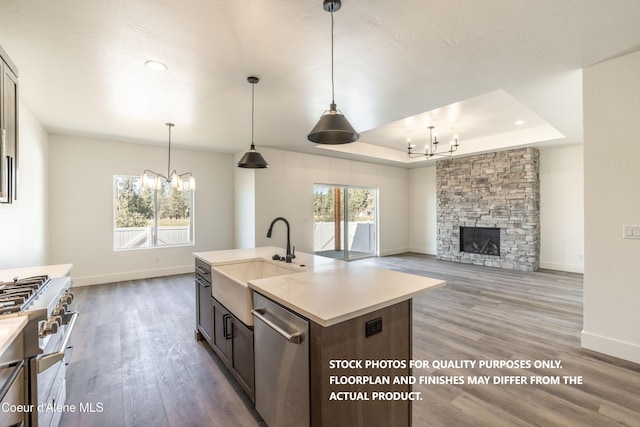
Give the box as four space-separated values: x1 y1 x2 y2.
194 259 254 401
0 44 18 204
195 259 214 343
210 295 254 401
211 297 230 362
228 312 254 398
310 300 412 427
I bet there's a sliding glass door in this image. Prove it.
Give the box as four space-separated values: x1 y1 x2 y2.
313 184 377 260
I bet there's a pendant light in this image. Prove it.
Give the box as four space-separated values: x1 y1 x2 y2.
237 76 269 168
307 0 360 144
142 123 195 191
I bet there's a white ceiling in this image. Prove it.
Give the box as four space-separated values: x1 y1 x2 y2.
1 0 640 167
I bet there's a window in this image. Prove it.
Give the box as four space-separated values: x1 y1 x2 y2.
113 175 194 250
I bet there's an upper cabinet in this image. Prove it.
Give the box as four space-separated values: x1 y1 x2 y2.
0 44 18 204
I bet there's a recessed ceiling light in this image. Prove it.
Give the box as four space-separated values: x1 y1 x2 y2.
514 120 525 125
145 60 167 71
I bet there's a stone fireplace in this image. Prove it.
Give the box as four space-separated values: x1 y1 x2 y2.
436 147 540 271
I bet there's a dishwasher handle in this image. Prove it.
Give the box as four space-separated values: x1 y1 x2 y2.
252 308 303 344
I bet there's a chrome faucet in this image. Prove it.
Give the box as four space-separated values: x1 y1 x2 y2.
267 217 294 262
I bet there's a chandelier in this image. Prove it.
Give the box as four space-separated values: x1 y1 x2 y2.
141 123 196 191
407 126 459 159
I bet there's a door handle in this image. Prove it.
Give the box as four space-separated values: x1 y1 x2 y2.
223 313 232 339
252 309 303 344
195 266 210 276
196 277 210 288
0 128 7 202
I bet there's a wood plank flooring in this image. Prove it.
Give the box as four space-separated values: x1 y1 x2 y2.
61 275 265 427
357 254 640 427
60 254 640 427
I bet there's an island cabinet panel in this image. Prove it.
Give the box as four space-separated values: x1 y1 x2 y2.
211 297 230 362
310 300 412 427
196 278 214 343
195 259 214 343
230 315 255 397
194 259 255 402
210 297 255 401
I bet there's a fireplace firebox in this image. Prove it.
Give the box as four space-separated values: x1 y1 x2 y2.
460 227 500 256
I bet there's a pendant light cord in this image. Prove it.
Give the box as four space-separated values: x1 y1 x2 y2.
331 6 335 106
167 123 173 177
251 82 255 148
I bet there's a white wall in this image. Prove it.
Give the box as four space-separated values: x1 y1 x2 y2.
234 166 256 249
48 134 234 286
582 50 640 363
235 147 409 256
408 165 437 254
539 144 584 273
0 102 48 268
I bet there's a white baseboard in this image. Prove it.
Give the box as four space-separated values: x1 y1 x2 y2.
540 260 584 274
581 330 640 364
71 265 193 287
407 246 436 256
379 247 410 257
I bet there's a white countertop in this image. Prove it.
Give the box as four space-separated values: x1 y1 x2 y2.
0 263 73 282
0 316 27 356
195 246 338 271
194 247 445 327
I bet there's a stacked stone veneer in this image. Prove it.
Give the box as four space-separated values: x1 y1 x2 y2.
436 147 540 271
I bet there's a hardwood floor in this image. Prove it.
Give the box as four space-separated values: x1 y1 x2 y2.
60 254 640 426
357 254 640 427
61 275 265 427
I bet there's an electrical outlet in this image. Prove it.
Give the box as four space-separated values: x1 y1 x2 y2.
623 225 640 239
365 317 383 337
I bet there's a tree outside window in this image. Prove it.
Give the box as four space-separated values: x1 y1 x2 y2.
114 176 194 250
314 187 374 222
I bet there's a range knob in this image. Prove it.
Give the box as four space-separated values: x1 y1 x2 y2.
53 302 67 316
61 291 74 305
39 316 61 338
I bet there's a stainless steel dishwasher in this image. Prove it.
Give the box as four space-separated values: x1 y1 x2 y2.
252 292 310 427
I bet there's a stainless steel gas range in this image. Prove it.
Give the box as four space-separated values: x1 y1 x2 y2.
0 275 78 427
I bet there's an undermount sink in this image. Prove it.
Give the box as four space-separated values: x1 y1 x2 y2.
210 259 302 326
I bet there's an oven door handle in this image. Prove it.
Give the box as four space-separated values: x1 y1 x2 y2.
37 311 79 374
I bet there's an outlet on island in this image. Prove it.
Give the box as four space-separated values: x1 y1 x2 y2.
365 317 383 337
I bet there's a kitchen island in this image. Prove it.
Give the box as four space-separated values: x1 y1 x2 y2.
194 247 445 427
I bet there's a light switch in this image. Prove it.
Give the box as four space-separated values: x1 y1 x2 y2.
623 225 640 239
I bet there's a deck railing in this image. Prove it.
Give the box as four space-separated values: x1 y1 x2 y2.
114 226 191 249
313 221 375 253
